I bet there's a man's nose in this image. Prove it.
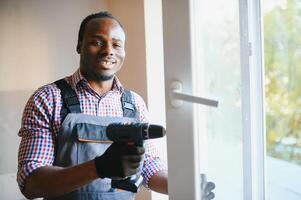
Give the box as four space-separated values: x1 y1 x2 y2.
101 43 114 56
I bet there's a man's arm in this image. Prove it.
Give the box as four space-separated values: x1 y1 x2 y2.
148 170 168 194
131 92 168 194
23 142 145 199
22 160 98 199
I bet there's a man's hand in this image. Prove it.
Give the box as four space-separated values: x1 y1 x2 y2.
201 174 215 200
94 142 145 179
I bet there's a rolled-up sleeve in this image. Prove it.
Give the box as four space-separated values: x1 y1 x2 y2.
132 92 167 188
17 85 59 191
141 140 167 188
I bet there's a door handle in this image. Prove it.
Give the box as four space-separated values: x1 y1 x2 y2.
170 81 219 108
200 174 215 200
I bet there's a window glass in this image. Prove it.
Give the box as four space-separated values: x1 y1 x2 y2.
263 0 301 199
192 0 243 199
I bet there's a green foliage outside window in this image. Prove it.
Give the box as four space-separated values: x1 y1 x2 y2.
264 0 301 165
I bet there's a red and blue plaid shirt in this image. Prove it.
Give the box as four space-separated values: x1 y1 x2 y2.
17 69 166 190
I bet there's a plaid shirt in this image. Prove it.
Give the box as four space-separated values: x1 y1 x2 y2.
17 69 166 191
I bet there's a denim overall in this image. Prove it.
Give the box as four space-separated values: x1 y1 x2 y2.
47 79 138 200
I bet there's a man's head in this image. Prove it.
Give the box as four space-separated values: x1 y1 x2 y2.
77 11 125 81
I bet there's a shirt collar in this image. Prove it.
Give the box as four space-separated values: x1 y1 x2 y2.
70 68 124 93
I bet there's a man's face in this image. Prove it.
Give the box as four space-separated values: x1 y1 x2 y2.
78 17 125 81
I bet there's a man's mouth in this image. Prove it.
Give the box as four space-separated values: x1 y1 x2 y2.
99 59 117 68
100 60 116 65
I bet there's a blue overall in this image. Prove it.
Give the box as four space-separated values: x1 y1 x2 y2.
46 79 139 200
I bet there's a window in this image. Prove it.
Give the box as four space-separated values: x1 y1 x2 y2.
263 0 301 199
163 0 301 199
192 0 243 199
162 0 264 199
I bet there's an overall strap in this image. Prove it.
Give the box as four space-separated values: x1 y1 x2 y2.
121 90 137 118
54 79 81 121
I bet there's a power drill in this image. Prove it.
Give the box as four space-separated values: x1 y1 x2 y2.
106 123 166 193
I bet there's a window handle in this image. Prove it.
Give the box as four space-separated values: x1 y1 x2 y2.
170 81 219 108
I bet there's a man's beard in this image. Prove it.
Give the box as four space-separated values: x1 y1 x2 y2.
81 65 115 81
94 73 114 81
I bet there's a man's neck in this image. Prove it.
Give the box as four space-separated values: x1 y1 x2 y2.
87 79 114 95
79 68 115 95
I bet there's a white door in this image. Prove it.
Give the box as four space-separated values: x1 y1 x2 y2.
162 0 265 199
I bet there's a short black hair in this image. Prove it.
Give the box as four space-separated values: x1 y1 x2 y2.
77 11 123 45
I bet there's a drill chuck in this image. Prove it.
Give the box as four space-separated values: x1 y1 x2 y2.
106 123 166 144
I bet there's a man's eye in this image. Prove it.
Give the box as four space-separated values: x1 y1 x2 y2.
114 43 122 48
92 41 102 46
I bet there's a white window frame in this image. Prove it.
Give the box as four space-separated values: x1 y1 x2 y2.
162 0 266 199
240 0 266 199
162 0 199 199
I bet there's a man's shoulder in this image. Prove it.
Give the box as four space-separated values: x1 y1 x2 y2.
124 90 146 110
126 90 146 106
30 81 61 102
125 90 149 122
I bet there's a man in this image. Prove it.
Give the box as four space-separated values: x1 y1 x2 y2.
17 11 167 199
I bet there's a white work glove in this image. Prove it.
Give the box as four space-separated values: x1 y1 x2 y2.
200 174 215 200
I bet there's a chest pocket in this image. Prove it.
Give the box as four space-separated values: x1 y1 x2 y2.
75 123 111 164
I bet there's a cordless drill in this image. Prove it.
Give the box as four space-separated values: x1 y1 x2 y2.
106 123 166 193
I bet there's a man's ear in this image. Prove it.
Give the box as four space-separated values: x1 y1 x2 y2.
76 42 81 54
